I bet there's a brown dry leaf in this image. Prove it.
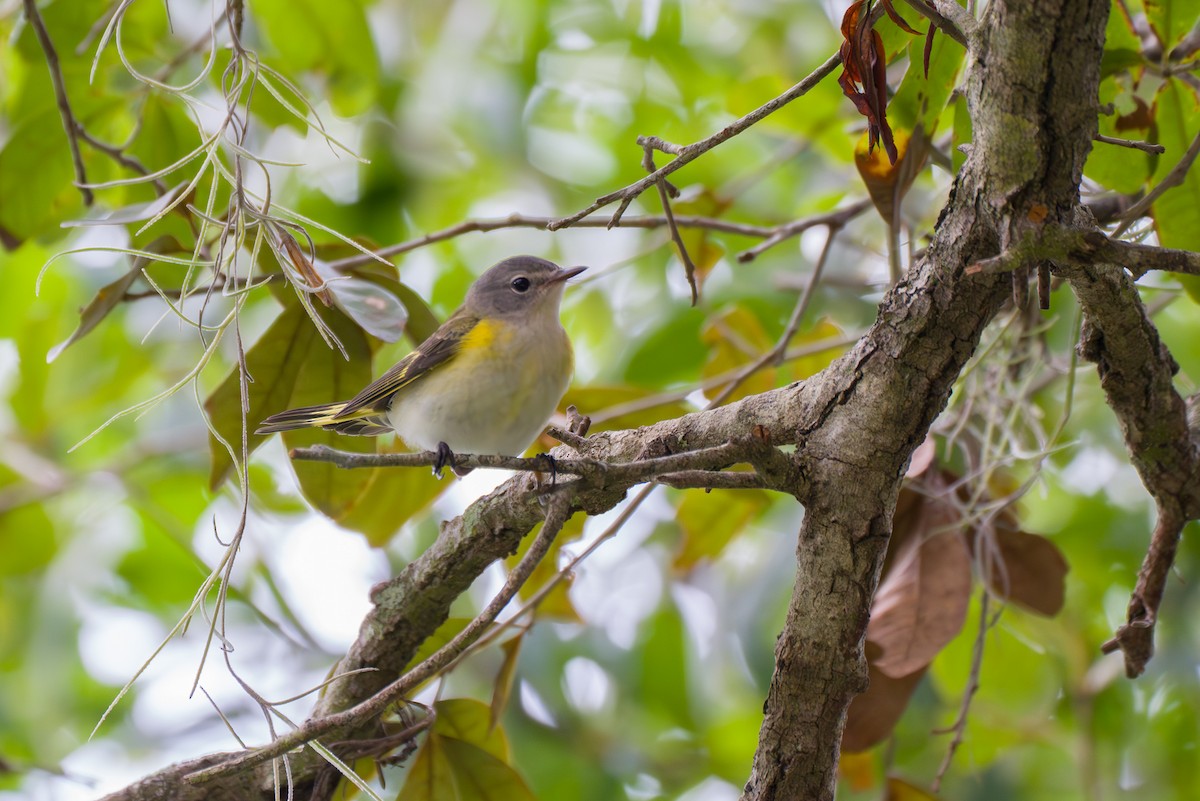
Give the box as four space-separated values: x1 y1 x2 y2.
975 526 1069 617
839 1 898 163
867 521 972 678
278 228 334 306
842 646 927 752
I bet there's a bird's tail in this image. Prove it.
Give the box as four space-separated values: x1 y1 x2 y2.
256 402 347 434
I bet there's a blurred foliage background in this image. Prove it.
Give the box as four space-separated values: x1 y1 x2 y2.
1 0 1198 799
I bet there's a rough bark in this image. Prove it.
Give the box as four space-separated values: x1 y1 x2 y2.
740 0 1109 797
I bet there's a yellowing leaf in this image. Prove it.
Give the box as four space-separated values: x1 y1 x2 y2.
701 307 776 403
505 514 584 621
672 188 731 287
781 318 846 381
674 488 771 570
855 127 928 224
838 749 878 790
434 698 510 761
885 776 941 801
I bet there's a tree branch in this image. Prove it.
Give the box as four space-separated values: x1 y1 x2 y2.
548 50 844 230
290 436 797 493
22 0 93 205
325 206 866 271
1062 259 1200 676
965 224 1200 278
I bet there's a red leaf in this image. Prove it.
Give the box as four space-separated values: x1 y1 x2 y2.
838 2 899 164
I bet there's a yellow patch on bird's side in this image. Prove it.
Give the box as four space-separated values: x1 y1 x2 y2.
459 317 515 363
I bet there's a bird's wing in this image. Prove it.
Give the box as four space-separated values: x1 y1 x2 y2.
335 308 476 418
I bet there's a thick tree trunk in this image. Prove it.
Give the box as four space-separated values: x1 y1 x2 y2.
739 1 1108 798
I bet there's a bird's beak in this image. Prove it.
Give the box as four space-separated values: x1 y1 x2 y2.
551 265 587 284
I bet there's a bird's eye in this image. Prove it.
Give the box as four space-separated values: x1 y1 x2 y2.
511 276 531 293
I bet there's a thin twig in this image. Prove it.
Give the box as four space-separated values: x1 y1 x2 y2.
548 50 844 231
325 210 856 272
23 0 93 205
1093 132 1166 155
931 591 991 792
185 492 575 785
709 226 841 407
1113 126 1200 235
641 137 700 305
736 200 872 263
900 0 972 47
290 438 785 492
1100 505 1188 677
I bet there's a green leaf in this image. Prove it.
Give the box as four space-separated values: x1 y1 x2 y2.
0 494 55 576
889 24 965 135
397 700 535 801
396 732 458 801
1144 0 1200 51
1149 80 1200 302
404 617 472 673
334 440 447 546
392 281 442 345
281 310 375 518
439 737 537 801
128 95 202 182
0 104 79 242
205 303 316 489
623 307 707 388
636 600 694 729
252 0 381 116
433 698 511 761
1086 76 1158 193
951 93 971 174
1101 4 1145 76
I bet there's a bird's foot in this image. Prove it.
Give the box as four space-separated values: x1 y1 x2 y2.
433 442 473 479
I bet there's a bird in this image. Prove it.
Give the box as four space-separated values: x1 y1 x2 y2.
257 255 585 475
